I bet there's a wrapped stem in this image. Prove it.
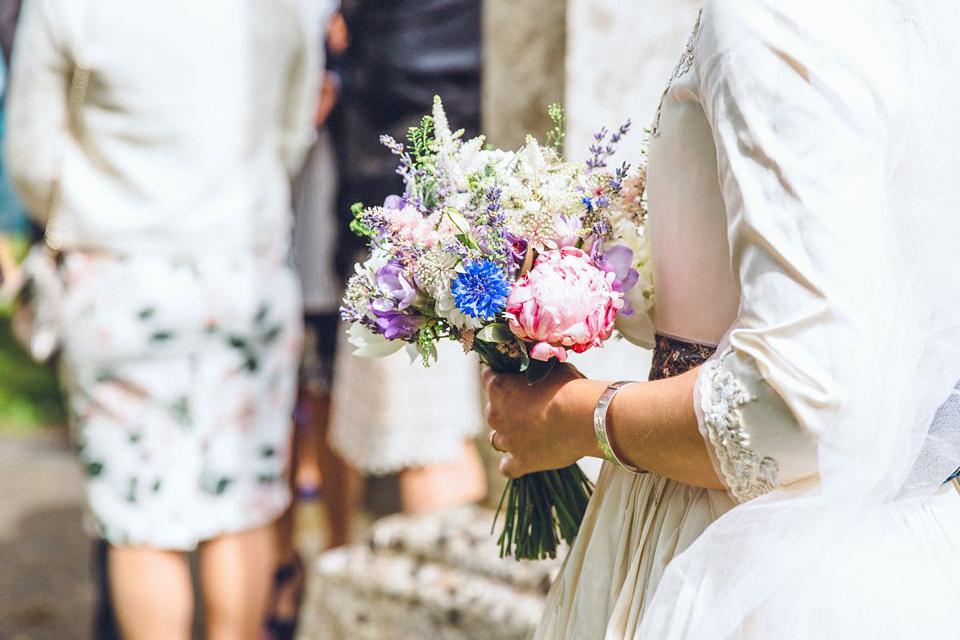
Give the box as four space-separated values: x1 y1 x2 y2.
475 338 595 560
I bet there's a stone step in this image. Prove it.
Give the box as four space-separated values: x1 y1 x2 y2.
299 505 566 640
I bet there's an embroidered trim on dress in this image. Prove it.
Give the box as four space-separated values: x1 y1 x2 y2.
699 356 781 502
651 9 703 137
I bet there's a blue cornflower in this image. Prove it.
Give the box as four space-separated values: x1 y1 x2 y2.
452 260 511 319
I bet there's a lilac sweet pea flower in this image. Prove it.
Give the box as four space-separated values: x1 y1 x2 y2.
554 214 582 248
596 245 640 316
371 308 422 340
373 260 417 311
383 195 406 210
505 232 528 267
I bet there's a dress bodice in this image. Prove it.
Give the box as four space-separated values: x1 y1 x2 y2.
645 14 739 347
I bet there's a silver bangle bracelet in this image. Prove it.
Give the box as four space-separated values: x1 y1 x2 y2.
593 380 645 474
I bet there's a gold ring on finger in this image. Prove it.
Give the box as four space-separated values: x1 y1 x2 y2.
488 430 507 454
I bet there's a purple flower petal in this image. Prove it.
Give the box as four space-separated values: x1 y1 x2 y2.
371 308 422 340
383 195 406 210
375 260 417 310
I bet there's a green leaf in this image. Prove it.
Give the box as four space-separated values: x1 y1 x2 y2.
261 325 282 344
407 115 436 168
518 341 531 372
524 356 557 385
546 103 565 152
349 201 374 239
169 397 191 427
475 323 514 344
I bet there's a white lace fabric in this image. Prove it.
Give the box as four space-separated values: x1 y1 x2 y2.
329 334 483 475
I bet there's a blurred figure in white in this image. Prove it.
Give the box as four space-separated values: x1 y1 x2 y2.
5 1 317 638
265 4 354 640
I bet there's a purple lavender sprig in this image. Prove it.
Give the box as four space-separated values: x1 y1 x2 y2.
477 183 517 273
381 134 435 213
381 134 412 180
608 162 631 194
586 120 632 172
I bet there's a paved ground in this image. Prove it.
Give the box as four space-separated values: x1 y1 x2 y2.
0 426 349 640
0 427 94 640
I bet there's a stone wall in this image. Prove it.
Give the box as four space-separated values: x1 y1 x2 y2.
564 0 703 162
482 0 567 149
483 0 703 160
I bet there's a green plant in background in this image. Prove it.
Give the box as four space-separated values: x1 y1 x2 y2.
0 236 64 430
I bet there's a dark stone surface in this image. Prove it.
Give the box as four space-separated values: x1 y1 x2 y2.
0 428 94 640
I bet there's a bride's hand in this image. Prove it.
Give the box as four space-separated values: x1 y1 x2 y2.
482 362 600 478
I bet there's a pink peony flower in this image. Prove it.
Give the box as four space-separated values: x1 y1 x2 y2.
505 247 624 362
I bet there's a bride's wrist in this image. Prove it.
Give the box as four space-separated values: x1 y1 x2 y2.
555 378 609 460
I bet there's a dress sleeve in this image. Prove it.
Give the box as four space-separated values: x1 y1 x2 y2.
692 2 893 503
3 0 71 223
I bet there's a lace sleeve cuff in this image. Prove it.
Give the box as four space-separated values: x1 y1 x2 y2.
695 348 819 503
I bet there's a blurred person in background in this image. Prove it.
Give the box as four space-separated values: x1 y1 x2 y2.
5 1 316 638
326 0 487 516
0 0 25 295
265 5 354 640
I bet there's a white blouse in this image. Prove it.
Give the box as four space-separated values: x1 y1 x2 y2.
4 0 317 255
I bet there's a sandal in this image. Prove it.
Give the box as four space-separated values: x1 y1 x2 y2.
262 553 306 640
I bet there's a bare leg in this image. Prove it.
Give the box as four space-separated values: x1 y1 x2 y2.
199 525 276 640
266 393 309 632
399 439 488 514
108 545 193 640
0 235 22 294
314 392 361 549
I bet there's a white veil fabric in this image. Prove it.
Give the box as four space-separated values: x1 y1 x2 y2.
640 0 960 636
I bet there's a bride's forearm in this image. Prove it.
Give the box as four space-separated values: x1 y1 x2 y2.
562 368 726 490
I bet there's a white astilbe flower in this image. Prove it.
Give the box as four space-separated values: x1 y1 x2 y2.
414 248 460 299
498 141 586 250
432 96 475 193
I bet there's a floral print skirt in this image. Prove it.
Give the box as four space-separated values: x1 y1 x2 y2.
58 247 302 550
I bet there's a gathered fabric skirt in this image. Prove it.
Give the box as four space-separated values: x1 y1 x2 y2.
534 465 734 639
58 246 302 550
536 333 733 639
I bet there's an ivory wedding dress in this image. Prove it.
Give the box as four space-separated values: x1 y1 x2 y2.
536 1 960 638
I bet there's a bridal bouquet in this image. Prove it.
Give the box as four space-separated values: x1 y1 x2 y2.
341 97 654 559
